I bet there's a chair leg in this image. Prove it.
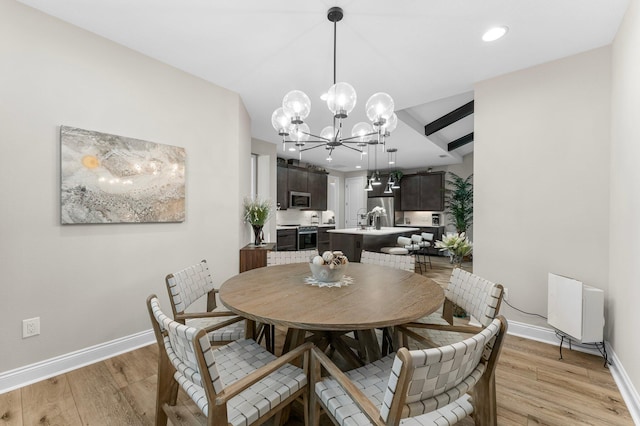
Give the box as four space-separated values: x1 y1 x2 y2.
471 371 498 426
155 350 178 426
309 352 322 426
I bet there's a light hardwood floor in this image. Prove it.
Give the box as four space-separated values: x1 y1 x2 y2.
0 257 633 425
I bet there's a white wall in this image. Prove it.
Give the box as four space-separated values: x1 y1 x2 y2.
474 47 611 329
251 138 277 242
0 1 251 372
610 0 640 401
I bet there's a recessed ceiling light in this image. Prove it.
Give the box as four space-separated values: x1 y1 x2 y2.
482 26 508 42
355 165 361 169
320 93 328 101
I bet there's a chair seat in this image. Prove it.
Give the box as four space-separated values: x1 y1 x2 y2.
187 317 246 342
399 395 473 426
174 339 307 426
315 355 394 425
381 247 409 255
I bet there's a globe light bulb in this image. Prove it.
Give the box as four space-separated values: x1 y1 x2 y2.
366 92 394 125
271 107 291 136
351 122 373 143
320 126 338 141
327 82 356 119
381 113 398 134
291 123 310 142
283 90 311 123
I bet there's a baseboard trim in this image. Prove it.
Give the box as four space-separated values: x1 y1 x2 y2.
0 329 155 394
508 320 640 424
606 342 640 424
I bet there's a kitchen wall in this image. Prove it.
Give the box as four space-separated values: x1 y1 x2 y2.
251 138 277 242
0 0 251 374
610 0 640 411
474 47 611 328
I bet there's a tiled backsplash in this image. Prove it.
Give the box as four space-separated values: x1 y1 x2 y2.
396 211 445 226
276 210 335 226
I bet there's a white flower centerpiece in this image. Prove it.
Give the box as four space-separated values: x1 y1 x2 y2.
309 251 349 283
368 206 386 230
435 232 473 266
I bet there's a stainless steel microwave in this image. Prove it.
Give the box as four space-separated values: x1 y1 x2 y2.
289 191 311 209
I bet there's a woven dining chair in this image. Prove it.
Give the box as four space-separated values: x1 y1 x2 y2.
165 259 246 344
266 249 318 265
402 267 504 348
310 316 508 426
147 295 312 426
360 250 415 272
263 249 319 352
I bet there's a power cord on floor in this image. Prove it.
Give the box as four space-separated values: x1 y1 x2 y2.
503 298 547 320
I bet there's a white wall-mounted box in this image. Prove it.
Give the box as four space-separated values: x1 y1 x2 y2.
547 273 604 343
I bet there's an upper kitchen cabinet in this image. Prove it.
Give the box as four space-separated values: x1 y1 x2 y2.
277 163 328 210
400 172 445 211
287 167 308 193
277 164 288 209
308 171 328 211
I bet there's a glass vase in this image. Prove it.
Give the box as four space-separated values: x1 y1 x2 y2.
252 224 264 246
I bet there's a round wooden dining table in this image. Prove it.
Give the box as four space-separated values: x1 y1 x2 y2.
219 262 444 365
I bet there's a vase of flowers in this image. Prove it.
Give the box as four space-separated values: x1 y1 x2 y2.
243 197 273 246
368 206 386 230
435 232 473 267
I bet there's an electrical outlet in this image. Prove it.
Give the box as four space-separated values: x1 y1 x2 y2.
503 288 509 302
22 317 40 338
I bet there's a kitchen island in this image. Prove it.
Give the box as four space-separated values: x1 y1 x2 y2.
327 227 419 262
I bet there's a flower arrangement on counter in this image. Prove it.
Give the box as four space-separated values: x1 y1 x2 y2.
367 206 387 218
243 197 273 225
435 232 473 265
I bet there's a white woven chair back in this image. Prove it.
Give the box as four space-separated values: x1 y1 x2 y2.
421 232 434 242
397 236 412 246
166 260 216 314
446 268 503 327
267 249 319 266
380 317 503 421
148 296 224 393
360 250 415 272
411 234 423 244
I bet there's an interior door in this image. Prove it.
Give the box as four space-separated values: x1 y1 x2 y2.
345 176 366 228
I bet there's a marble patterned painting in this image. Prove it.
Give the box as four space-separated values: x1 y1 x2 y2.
60 126 185 224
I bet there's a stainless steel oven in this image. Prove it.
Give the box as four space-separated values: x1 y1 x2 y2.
297 226 318 250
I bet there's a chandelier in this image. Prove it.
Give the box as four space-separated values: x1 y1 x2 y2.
271 7 398 163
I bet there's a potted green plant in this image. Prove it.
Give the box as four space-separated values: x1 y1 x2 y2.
444 172 473 234
435 232 473 267
243 197 273 246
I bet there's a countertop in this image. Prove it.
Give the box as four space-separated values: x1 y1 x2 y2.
395 223 445 228
276 224 336 230
327 227 419 235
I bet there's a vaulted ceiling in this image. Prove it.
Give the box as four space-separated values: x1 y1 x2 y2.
18 0 629 171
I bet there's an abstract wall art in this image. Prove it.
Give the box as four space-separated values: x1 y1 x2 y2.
60 126 186 224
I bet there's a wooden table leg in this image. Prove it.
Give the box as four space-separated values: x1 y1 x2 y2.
245 319 257 340
357 329 382 363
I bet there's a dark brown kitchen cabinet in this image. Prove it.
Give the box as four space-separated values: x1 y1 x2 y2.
276 163 328 210
399 175 421 210
287 167 308 193
317 226 334 253
400 172 445 211
277 165 288 209
308 171 328 211
277 229 297 251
